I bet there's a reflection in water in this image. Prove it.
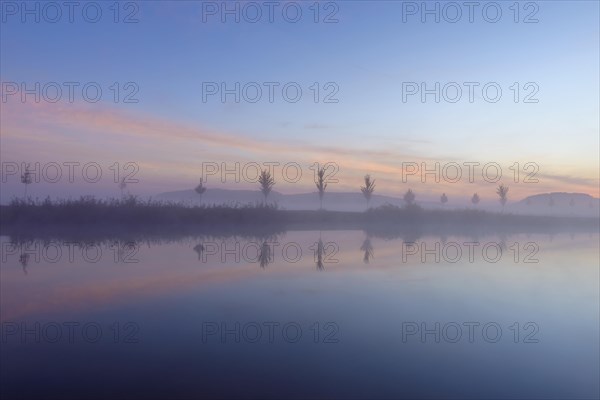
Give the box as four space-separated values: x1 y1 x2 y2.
315 235 325 271
3 227 597 276
360 236 374 264
18 251 29 275
258 240 273 269
0 230 598 399
193 243 204 261
498 233 508 256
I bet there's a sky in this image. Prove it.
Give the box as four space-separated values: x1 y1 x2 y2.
1 0 599 203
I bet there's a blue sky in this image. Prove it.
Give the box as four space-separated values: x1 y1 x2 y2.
1 1 599 201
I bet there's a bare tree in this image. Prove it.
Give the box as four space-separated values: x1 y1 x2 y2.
440 193 448 206
195 178 207 203
471 193 480 207
360 174 376 209
21 164 33 200
258 169 275 204
496 184 509 211
315 167 328 209
403 189 415 206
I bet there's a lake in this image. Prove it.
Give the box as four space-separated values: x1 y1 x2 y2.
1 230 598 399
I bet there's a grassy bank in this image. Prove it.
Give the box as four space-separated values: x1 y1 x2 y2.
1 197 598 241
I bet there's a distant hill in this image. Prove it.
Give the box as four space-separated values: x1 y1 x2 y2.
511 192 599 217
155 189 599 216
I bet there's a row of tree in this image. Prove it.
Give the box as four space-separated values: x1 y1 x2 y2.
193 168 512 210
17 164 592 210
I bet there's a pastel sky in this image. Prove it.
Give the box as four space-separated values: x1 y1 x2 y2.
1 0 598 203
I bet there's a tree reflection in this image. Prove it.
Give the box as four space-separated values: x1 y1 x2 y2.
19 251 29 275
193 243 205 261
360 237 374 264
315 236 325 271
258 240 273 269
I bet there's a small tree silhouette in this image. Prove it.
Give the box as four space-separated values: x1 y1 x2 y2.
403 189 415 206
360 174 376 209
315 167 328 209
194 178 207 203
21 164 33 200
569 197 576 215
258 170 275 204
548 196 555 207
440 193 448 206
118 178 127 198
471 193 480 207
496 184 509 211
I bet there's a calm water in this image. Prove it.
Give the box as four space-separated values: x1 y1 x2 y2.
1 230 598 399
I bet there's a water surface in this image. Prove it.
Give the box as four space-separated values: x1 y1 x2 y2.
1 230 598 399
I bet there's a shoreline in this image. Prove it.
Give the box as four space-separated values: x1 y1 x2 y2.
2 204 598 240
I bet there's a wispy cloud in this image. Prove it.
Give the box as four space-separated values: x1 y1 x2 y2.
2 100 598 198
